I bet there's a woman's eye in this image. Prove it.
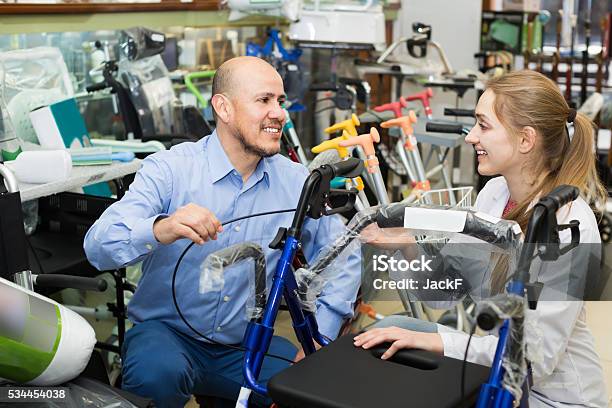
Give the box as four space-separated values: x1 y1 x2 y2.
478 122 488 130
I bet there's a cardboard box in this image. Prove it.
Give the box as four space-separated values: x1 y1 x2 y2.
29 98 90 149
502 0 541 12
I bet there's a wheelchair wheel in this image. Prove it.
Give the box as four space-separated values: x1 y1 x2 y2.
376 142 408 177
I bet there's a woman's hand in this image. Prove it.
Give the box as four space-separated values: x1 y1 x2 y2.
353 326 444 359
360 224 418 259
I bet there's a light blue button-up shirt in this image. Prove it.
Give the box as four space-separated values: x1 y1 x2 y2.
84 131 360 343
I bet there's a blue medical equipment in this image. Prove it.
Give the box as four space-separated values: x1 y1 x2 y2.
474 185 580 407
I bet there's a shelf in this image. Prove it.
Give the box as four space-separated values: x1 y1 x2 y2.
0 0 217 14
18 160 141 202
0 7 288 34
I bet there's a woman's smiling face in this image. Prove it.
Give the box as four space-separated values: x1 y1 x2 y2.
465 89 524 177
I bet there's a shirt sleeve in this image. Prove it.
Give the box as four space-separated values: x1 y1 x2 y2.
83 155 172 271
308 214 362 340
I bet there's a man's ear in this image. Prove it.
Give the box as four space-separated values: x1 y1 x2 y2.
211 94 232 123
518 126 537 154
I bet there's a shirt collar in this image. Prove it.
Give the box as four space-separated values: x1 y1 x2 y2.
206 130 271 187
254 156 271 188
207 131 235 184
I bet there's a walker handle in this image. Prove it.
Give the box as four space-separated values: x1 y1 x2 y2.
404 88 434 117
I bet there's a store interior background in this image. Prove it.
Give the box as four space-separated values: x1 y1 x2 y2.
1 0 610 404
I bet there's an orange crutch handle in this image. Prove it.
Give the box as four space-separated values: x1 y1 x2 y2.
380 111 418 136
338 128 381 173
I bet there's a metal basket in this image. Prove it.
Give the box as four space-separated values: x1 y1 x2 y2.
413 186 474 244
416 186 473 208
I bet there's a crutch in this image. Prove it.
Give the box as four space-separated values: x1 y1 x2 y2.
311 134 371 211
380 113 436 204
404 88 456 202
338 127 389 205
324 114 376 194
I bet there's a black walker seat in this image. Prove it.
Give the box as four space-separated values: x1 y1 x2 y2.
269 334 489 408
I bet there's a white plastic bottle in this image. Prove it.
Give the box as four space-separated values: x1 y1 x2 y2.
4 150 72 184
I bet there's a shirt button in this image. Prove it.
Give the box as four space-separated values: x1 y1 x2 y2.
145 244 153 250
234 225 241 232
216 326 222 332
223 296 230 302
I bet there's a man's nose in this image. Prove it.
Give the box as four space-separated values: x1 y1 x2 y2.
268 102 285 122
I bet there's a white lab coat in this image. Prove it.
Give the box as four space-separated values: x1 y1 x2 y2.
437 176 609 407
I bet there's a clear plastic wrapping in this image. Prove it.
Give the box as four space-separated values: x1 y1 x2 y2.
118 55 181 137
477 294 527 405
295 206 378 311
199 242 267 320
119 27 166 62
295 202 527 311
0 47 73 145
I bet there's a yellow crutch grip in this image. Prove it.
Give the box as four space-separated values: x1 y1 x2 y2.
324 114 360 137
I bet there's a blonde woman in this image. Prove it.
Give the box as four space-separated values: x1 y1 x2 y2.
355 71 609 407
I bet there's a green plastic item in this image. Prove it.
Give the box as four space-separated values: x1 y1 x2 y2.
1 145 22 161
491 19 521 50
184 70 216 108
0 137 23 161
532 17 542 53
0 290 62 383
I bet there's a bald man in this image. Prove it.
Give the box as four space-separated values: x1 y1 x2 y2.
84 57 360 407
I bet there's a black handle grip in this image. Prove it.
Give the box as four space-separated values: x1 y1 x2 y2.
35 274 108 292
329 158 364 179
376 203 408 228
476 305 501 331
444 108 474 118
310 82 336 92
86 82 108 93
543 185 580 210
425 122 464 134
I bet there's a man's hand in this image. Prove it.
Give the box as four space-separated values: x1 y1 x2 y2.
294 342 323 362
153 203 223 245
353 327 443 359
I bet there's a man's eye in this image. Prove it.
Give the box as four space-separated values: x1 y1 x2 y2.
259 97 269 103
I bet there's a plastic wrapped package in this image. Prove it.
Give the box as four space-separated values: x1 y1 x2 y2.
118 55 181 138
0 47 73 146
119 27 166 62
200 242 267 320
0 97 21 161
294 202 526 311
295 206 378 312
0 277 95 386
476 293 528 404
377 201 522 249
